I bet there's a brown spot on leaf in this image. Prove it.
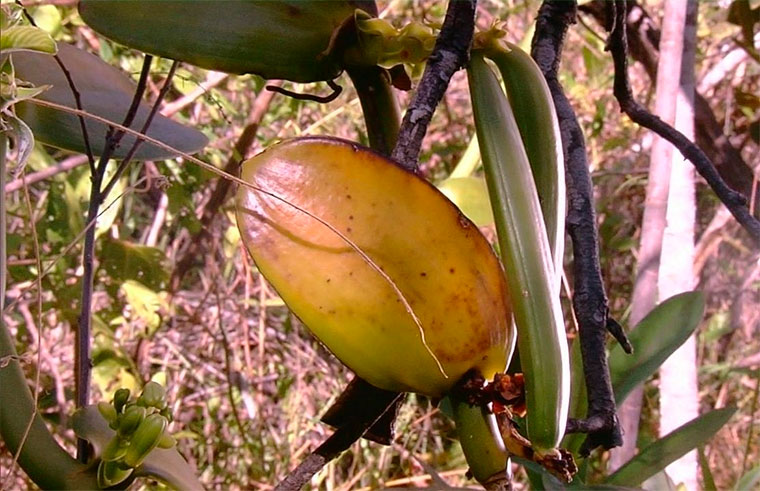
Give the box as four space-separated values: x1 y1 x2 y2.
457 213 471 229
286 5 300 16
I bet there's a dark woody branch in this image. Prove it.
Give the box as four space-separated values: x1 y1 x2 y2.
606 0 760 246
531 0 626 454
579 0 760 213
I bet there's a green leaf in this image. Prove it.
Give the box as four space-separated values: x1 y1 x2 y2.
606 407 736 487
134 446 204 491
78 0 377 82
31 5 63 37
610 291 705 404
0 25 56 54
516 457 565 490
91 349 139 398
11 43 208 160
118 280 168 334
698 447 717 491
736 465 760 491
101 239 169 291
437 176 494 227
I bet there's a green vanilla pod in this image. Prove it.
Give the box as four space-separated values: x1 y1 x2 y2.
468 53 570 453
124 413 168 468
484 43 566 288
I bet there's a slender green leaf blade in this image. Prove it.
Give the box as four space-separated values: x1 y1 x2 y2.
698 447 717 491
606 407 736 487
736 465 760 491
12 43 208 160
101 239 169 291
610 291 705 404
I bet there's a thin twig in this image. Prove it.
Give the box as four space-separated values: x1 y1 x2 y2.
579 0 760 212
531 0 625 454
607 0 760 246
266 79 343 103
75 54 154 462
169 81 280 291
212 285 250 444
15 0 96 173
161 71 228 117
8 176 46 481
274 392 403 491
391 0 477 170
4 155 89 193
101 60 178 198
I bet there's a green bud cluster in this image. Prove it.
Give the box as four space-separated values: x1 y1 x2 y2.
354 10 436 70
95 382 176 487
472 23 510 55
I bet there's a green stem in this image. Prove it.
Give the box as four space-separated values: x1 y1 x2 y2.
450 394 509 487
0 133 97 489
1 321 98 489
346 65 400 156
0 137 97 489
1 134 6 312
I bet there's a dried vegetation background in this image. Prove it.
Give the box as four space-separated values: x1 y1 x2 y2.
1 0 758 489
